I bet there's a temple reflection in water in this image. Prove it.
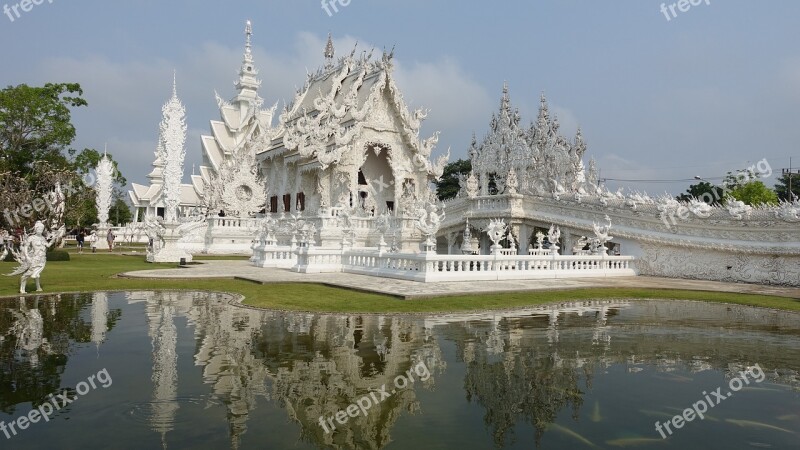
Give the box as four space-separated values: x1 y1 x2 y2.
1 292 798 449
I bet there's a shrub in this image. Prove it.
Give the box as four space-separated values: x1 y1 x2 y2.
46 250 71 262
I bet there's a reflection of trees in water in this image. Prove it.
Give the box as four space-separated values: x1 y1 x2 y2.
464 348 585 448
0 294 121 415
253 313 444 450
4 293 799 449
141 295 800 450
446 301 800 448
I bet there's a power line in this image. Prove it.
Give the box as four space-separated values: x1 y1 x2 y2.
602 176 725 183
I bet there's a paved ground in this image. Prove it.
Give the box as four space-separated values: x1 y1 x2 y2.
119 260 800 300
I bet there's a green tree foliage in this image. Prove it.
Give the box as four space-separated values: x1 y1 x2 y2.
0 83 87 176
774 172 800 202
108 198 132 226
434 159 472 200
727 181 778 206
0 83 128 230
677 169 780 208
676 181 725 205
723 169 778 206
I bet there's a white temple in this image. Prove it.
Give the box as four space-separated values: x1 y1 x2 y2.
127 21 800 286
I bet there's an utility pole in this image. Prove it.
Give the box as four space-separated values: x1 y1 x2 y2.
782 157 800 201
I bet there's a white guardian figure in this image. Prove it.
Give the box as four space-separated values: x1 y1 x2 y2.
6 221 65 293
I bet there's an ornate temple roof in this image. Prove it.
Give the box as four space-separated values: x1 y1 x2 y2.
255 36 447 178
470 84 591 195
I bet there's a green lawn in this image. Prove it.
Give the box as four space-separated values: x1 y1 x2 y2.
0 253 798 313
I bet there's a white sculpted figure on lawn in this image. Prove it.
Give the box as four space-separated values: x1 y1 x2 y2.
6 221 65 294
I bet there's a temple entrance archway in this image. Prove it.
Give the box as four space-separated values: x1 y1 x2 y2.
359 144 395 214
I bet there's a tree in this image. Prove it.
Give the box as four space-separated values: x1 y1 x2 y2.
0 83 88 231
109 198 132 226
0 83 87 176
676 182 725 205
723 169 778 206
434 159 472 200
774 172 800 202
66 148 128 227
727 181 778 206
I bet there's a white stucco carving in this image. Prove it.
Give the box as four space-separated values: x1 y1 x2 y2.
160 74 188 223
95 152 114 226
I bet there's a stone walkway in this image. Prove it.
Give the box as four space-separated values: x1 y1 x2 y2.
119 260 800 300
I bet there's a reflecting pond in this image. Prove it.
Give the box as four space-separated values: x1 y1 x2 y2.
0 292 798 449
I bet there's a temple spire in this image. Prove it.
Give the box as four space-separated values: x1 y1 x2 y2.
500 82 511 113
172 70 178 98
244 20 253 62
234 20 261 103
324 33 335 68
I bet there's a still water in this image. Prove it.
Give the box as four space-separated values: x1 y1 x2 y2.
0 292 798 449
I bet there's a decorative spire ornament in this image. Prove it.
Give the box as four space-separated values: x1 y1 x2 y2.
324 33 335 68
159 73 187 223
95 149 114 226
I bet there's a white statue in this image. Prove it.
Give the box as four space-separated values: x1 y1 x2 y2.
484 219 507 252
461 219 473 254
6 221 65 294
506 167 518 195
725 198 752 220
258 216 278 244
143 215 166 261
775 200 800 223
506 227 517 251
465 172 479 199
547 224 561 255
375 211 393 246
573 236 589 255
592 215 614 256
535 231 546 250
551 179 566 201
688 198 712 218
415 201 445 249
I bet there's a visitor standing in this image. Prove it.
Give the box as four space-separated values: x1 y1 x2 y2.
106 229 115 252
76 230 85 253
89 231 98 253
0 229 8 261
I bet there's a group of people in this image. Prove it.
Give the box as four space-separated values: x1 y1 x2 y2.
74 229 116 253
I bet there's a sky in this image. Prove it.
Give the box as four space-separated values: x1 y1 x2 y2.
2 0 799 197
